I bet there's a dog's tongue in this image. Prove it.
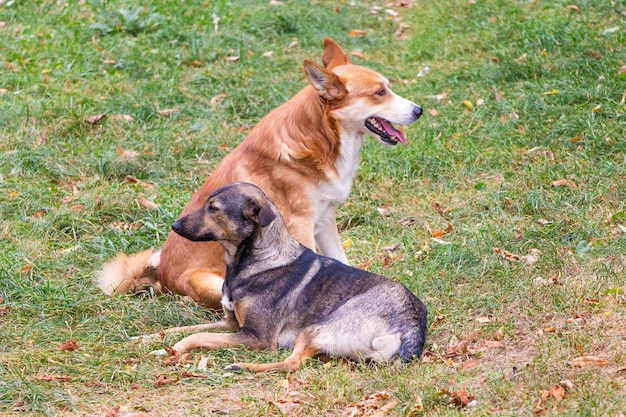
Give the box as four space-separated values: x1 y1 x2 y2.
378 118 407 146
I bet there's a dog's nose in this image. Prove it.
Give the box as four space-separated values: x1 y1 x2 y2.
171 220 182 234
413 106 423 120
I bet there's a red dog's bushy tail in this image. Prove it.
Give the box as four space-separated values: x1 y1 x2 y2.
96 249 162 296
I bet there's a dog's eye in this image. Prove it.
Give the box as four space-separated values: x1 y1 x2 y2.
375 88 386 96
208 204 218 213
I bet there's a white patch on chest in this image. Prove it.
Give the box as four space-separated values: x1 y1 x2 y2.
313 132 365 229
221 293 234 313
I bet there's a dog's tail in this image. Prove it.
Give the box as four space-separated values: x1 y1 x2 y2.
95 249 162 296
398 295 428 361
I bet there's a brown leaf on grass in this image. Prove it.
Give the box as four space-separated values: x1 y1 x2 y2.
57 339 80 352
341 391 398 417
223 56 239 62
565 4 580 12
85 113 106 124
116 146 139 159
157 108 179 116
210 93 227 106
35 374 72 382
350 51 366 59
268 398 305 416
514 53 528 64
431 201 451 216
493 247 540 265
69 204 87 212
394 22 411 40
569 134 583 143
112 114 133 122
445 330 482 358
0 305 11 316
349 29 368 37
428 108 438 116
432 224 453 238
433 90 450 103
382 243 401 252
137 193 158 210
31 209 47 218
105 405 121 417
283 40 298 54
447 388 475 408
541 384 566 401
551 178 576 188
398 216 417 226
179 370 208 379
565 356 609 367
154 373 179 387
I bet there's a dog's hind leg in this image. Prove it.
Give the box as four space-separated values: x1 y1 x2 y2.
226 329 322 373
186 269 224 310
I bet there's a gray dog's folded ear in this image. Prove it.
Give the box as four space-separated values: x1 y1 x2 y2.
244 197 276 227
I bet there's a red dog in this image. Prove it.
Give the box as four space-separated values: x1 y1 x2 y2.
97 38 422 310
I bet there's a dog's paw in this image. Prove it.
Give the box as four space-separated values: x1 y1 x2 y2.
224 364 241 371
150 348 169 356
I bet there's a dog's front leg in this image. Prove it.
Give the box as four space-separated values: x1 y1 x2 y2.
315 215 348 264
170 331 263 354
225 328 322 373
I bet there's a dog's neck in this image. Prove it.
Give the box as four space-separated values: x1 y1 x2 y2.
223 215 303 281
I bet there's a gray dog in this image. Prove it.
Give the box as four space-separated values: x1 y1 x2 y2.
167 182 427 372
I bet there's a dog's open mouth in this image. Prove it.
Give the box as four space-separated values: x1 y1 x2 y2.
365 117 407 146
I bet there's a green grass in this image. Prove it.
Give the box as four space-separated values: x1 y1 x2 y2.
1 0 625 415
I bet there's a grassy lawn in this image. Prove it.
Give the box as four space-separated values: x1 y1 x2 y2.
1 0 625 415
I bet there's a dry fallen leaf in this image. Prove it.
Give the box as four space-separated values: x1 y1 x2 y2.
551 178 576 188
349 29 368 37
350 51 366 59
223 56 240 62
112 114 133 122
514 53 528 63
117 146 139 159
57 339 80 352
85 113 106 124
35 375 72 382
342 391 398 417
138 193 158 210
210 93 227 106
432 201 451 216
154 373 179 387
157 108 179 116
447 388 475 408
566 356 609 367
565 4 581 13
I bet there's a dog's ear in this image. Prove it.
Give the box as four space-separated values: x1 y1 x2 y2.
243 198 276 227
304 59 347 101
321 37 351 69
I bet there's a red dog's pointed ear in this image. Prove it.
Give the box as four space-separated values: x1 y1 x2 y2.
304 59 347 101
321 37 351 69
